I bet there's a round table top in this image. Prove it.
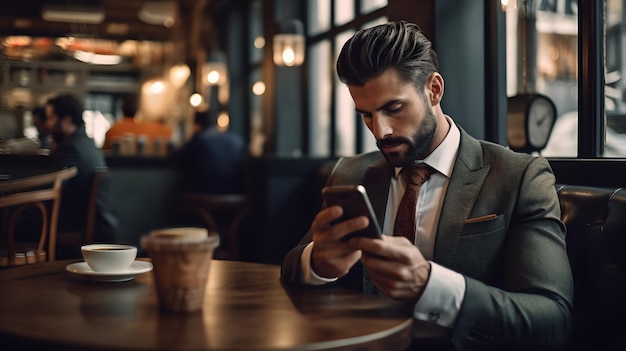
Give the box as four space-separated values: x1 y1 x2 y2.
0 259 413 351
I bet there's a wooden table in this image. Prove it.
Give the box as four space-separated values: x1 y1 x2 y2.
0 259 413 350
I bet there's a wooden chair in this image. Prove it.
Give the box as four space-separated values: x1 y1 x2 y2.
178 193 250 260
0 167 77 267
56 167 110 258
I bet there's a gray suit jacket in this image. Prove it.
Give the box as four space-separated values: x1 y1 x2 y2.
281 128 573 350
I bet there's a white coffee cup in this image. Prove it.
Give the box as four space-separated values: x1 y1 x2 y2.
81 244 138 273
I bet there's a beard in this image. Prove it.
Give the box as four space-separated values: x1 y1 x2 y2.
376 104 437 167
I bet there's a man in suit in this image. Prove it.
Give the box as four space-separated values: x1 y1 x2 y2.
45 94 118 257
281 21 573 351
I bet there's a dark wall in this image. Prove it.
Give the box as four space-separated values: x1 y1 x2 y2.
108 156 336 264
107 163 185 250
243 157 335 264
436 0 486 139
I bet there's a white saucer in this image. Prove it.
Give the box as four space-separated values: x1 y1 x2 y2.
66 260 153 282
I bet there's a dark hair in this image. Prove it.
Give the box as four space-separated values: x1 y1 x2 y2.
194 109 217 130
336 21 439 93
32 106 46 121
46 94 84 126
121 95 138 117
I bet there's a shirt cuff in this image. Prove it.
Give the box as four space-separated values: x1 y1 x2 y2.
300 242 339 285
414 261 466 328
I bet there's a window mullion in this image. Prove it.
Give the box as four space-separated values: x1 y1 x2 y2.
578 0 605 157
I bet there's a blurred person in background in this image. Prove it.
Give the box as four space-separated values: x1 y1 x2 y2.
173 109 247 195
31 106 51 149
102 95 144 153
45 93 118 257
102 95 172 155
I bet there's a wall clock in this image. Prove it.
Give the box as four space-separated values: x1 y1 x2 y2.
507 93 557 154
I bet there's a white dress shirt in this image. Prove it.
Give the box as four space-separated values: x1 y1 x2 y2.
300 117 466 329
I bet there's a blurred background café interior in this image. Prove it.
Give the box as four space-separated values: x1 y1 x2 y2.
0 0 623 263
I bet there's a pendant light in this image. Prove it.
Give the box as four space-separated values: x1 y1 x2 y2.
273 1 305 67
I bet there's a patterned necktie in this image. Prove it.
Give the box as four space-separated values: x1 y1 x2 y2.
393 165 435 243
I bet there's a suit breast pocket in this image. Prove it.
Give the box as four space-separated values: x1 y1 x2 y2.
454 215 506 281
461 214 504 236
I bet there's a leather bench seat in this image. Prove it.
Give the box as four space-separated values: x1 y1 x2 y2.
556 184 626 350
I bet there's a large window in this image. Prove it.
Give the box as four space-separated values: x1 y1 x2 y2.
292 0 618 159
506 0 626 157
306 0 387 157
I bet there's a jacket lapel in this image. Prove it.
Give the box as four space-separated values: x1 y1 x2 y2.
434 128 490 267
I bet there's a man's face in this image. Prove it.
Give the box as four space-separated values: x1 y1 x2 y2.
45 104 65 143
349 68 437 167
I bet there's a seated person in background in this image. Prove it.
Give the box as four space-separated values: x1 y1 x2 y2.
102 96 172 155
281 21 573 351
31 106 51 149
173 109 247 195
45 94 118 257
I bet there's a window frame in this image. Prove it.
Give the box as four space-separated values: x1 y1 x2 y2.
305 1 388 158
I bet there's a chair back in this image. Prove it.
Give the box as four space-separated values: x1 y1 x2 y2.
178 193 250 260
0 167 77 266
56 167 111 258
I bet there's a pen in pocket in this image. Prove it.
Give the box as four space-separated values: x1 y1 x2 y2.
465 214 497 224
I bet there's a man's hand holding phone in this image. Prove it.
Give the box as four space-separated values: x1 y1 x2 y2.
321 185 383 241
309 184 383 279
308 204 367 279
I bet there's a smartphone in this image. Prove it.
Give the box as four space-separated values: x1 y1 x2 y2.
321 184 383 240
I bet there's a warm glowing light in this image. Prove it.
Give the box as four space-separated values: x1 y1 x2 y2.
3 36 31 47
149 81 165 94
140 78 172 121
217 111 230 129
73 50 122 65
281 47 295 66
254 36 265 49
189 93 203 107
206 70 221 85
500 0 517 11
252 81 266 96
163 17 175 28
169 63 190 88
273 33 304 66
202 61 227 86
138 1 177 27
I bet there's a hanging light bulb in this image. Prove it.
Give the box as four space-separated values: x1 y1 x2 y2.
169 63 190 89
273 19 305 67
189 93 204 107
201 50 228 86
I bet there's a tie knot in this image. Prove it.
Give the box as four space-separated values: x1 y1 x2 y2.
401 165 434 186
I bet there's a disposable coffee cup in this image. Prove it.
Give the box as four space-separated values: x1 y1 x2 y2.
141 227 220 313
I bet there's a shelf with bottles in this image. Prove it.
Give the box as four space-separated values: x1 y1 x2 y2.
3 61 87 91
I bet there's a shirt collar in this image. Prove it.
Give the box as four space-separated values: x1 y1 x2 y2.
394 115 460 179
